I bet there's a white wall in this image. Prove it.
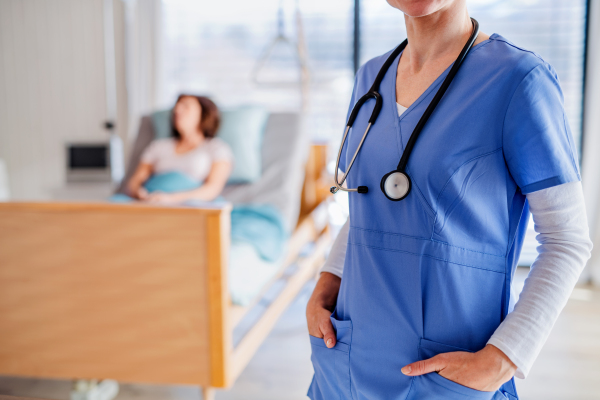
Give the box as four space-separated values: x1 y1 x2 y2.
123 0 160 142
0 0 127 200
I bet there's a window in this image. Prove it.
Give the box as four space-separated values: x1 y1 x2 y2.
361 0 587 158
158 0 354 142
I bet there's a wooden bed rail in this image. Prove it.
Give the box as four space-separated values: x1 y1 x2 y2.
0 199 330 392
229 219 329 384
0 144 332 393
0 202 231 386
205 205 232 388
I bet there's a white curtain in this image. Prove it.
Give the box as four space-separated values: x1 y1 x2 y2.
581 0 600 286
122 0 161 144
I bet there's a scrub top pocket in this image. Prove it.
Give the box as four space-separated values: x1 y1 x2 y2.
307 315 353 400
405 338 497 400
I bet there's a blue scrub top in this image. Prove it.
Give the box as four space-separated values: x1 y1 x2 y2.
338 32 580 298
309 33 581 400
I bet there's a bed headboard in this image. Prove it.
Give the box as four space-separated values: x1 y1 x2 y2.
117 112 308 232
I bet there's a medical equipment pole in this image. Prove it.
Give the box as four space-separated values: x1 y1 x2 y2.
353 0 361 75
103 0 124 186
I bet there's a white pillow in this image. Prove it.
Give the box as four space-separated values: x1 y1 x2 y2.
218 105 269 184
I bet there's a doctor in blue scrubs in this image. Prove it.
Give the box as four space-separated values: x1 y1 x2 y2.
305 0 582 399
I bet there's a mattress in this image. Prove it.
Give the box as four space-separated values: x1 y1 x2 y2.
220 112 308 232
223 113 307 305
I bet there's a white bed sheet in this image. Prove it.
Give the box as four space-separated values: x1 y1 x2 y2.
229 241 287 306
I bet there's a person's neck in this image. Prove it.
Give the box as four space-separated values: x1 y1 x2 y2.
177 130 204 148
403 3 473 74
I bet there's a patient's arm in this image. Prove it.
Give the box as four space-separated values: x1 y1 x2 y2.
146 160 232 203
127 162 153 199
183 159 232 201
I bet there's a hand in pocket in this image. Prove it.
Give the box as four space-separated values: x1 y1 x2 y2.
306 272 341 348
401 344 517 392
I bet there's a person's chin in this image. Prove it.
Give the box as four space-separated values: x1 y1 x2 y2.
386 0 447 18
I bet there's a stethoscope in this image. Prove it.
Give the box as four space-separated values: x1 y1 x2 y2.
331 18 480 201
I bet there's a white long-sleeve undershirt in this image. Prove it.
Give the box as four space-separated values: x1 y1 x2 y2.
487 180 593 378
320 103 593 379
321 180 592 378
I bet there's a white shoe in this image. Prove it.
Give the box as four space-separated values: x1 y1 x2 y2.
71 379 119 400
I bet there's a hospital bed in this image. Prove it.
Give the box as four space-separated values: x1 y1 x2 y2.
0 112 331 399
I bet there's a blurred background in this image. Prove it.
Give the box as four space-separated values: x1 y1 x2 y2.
0 0 599 399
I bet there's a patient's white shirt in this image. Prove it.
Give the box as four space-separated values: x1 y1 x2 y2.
140 137 233 182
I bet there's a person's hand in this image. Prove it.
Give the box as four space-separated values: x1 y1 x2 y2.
144 191 181 204
307 297 337 348
306 272 341 348
400 344 517 392
136 187 149 200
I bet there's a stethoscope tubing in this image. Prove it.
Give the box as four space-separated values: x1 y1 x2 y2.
396 18 480 172
332 123 372 193
331 18 480 197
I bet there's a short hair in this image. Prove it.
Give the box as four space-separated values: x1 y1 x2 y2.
171 94 221 139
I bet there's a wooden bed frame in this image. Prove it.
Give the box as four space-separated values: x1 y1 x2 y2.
0 145 331 399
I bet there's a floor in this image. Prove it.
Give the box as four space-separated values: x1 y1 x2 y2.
1 269 599 400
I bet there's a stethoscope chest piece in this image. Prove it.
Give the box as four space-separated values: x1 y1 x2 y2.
381 170 411 201
330 18 479 202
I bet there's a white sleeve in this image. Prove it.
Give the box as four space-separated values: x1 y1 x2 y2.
320 217 350 278
140 140 160 165
487 180 593 379
211 138 234 162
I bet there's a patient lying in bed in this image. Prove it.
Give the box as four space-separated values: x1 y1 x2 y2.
123 94 233 204
108 99 298 305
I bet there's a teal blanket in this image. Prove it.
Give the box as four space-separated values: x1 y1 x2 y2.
230 204 288 262
108 171 200 202
109 172 287 261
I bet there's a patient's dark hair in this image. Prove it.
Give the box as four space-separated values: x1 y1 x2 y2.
171 94 221 139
